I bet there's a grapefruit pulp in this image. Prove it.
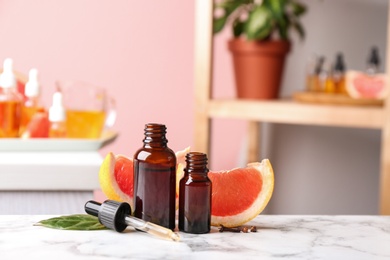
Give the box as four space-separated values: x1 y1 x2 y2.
346 71 388 99
20 111 50 138
99 153 134 209
209 159 274 227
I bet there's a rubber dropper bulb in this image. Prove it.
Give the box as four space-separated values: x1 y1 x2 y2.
0 58 17 88
25 68 40 98
49 92 66 123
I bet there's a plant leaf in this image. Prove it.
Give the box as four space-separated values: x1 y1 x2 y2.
245 6 272 40
291 19 305 39
213 0 252 34
277 15 289 40
290 1 307 17
34 214 106 231
233 18 245 37
214 16 228 34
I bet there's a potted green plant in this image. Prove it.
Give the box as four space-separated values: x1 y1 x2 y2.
214 0 307 99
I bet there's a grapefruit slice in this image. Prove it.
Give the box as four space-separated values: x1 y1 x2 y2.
20 111 50 138
346 71 388 99
209 159 274 227
98 147 190 213
99 152 134 209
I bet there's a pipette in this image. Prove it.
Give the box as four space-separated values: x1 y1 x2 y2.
85 200 180 242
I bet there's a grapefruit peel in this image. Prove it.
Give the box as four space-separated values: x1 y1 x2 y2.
98 152 133 210
210 159 274 228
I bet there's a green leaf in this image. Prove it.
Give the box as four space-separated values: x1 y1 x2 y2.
290 1 307 17
214 16 228 34
34 214 106 231
245 6 272 40
291 19 305 39
213 0 252 34
267 0 285 17
233 18 245 37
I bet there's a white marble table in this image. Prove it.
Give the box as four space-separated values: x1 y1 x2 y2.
1 215 389 259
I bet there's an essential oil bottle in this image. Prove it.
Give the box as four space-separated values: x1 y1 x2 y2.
19 68 45 136
0 58 23 138
133 123 176 230
333 53 346 94
48 92 67 138
179 152 212 234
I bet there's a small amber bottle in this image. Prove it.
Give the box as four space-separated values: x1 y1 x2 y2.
133 123 176 230
333 53 347 94
179 152 212 234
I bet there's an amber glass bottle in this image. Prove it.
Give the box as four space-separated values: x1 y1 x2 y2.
179 152 212 234
0 59 22 138
133 123 176 230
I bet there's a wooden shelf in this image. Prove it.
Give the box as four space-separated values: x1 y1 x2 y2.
208 99 384 129
193 0 390 215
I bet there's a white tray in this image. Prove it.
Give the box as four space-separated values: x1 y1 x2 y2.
0 131 118 152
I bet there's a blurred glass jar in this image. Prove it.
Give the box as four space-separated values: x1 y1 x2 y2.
58 80 116 139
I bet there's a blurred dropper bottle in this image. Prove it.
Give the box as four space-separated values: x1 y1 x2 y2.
320 60 336 93
305 54 318 92
313 56 325 92
333 53 346 94
48 92 67 138
19 69 45 135
366 46 380 75
0 58 23 137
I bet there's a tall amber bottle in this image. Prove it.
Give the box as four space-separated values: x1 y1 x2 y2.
179 152 212 234
133 123 176 230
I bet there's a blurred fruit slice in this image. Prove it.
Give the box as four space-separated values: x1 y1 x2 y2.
98 147 190 213
20 111 50 138
346 70 388 99
209 159 274 227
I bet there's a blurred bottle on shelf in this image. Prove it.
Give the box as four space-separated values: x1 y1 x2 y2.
19 69 46 136
306 55 324 92
319 59 336 93
48 91 67 138
366 46 380 75
0 58 23 137
333 53 347 94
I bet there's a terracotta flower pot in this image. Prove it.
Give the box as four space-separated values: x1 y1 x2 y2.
228 39 291 99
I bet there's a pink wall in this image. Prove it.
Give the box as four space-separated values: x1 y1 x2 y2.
0 0 245 170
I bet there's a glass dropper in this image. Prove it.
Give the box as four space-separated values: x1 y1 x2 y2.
85 200 180 242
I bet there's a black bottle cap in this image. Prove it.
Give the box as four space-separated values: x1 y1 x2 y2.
84 200 131 232
334 53 345 72
368 46 380 67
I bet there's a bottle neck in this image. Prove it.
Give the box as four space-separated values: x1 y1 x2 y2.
24 96 40 107
143 123 168 148
185 152 208 175
0 86 22 101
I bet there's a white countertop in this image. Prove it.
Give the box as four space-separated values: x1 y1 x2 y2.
1 215 389 259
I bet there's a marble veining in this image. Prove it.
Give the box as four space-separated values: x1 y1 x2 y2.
0 215 389 259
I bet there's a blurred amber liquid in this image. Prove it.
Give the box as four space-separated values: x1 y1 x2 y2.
66 110 105 139
19 106 45 136
0 100 21 137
